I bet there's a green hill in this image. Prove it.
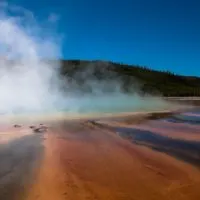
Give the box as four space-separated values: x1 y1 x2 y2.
60 60 200 97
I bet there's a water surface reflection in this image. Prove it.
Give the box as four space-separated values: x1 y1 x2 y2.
110 111 200 167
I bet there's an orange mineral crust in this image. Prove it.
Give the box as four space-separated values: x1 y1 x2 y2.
27 116 200 200
0 111 200 200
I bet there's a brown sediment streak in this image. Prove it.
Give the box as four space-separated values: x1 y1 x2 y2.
26 131 67 200
26 120 200 200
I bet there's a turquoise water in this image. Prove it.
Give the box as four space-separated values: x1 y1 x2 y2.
60 95 173 114
1 95 174 116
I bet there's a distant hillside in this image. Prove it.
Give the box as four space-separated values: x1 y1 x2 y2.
60 60 200 97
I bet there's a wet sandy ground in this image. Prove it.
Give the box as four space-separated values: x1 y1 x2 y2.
0 110 200 200
0 126 44 200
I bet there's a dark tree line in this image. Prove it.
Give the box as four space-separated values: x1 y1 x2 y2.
60 60 200 97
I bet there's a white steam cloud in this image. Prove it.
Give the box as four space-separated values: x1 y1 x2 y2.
0 3 64 114
0 2 175 119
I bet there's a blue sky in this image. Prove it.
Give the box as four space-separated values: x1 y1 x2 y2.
8 0 200 76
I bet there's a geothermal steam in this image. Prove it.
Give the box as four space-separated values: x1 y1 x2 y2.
0 3 63 114
0 3 172 116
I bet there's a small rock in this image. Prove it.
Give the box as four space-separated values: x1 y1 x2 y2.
13 124 21 128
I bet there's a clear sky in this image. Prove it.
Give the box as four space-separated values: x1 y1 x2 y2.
9 0 200 76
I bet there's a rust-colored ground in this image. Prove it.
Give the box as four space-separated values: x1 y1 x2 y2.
27 115 200 200
0 111 200 200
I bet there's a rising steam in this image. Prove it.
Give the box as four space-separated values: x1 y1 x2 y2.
0 2 64 114
0 2 174 118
